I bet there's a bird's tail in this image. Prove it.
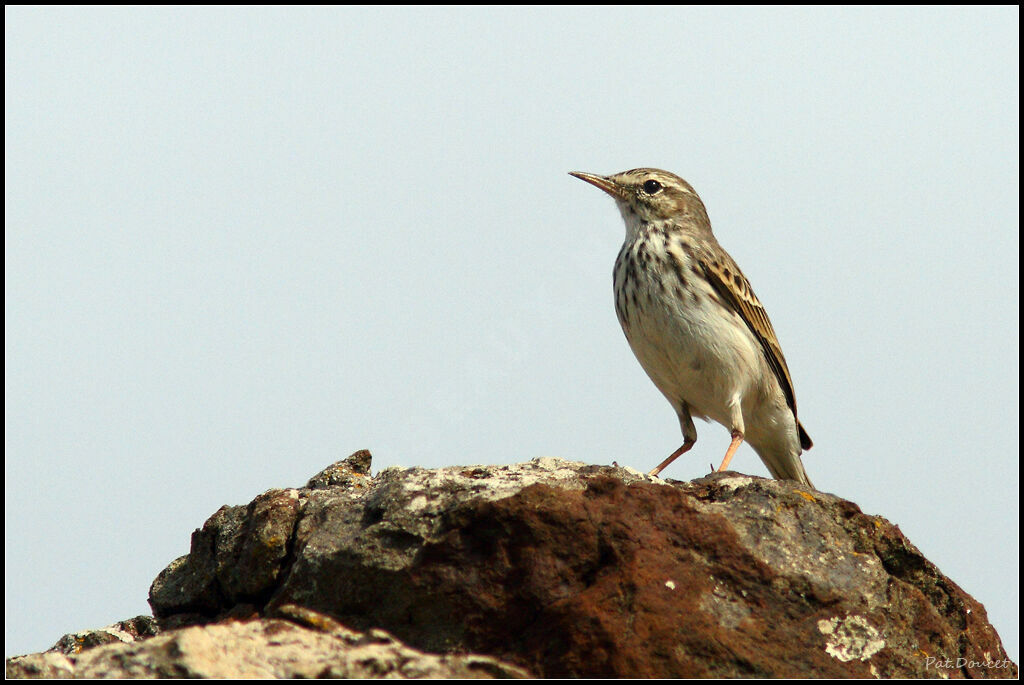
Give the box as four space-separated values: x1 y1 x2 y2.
760 447 815 489
798 421 813 450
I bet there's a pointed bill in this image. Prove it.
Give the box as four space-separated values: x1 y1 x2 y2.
569 171 627 201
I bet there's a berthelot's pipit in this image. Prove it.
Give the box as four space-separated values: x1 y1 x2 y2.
570 169 814 487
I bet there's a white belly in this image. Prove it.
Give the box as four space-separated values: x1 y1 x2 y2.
613 232 791 449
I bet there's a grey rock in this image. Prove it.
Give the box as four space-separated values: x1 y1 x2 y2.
49 615 159 655
149 488 301 620
306 448 373 488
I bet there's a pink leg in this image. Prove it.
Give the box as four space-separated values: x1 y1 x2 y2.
716 430 744 472
649 439 695 477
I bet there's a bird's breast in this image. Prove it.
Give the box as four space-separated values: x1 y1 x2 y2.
612 228 766 421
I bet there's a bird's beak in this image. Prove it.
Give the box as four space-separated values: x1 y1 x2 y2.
569 171 626 200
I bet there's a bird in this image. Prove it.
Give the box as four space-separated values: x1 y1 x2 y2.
570 168 814 487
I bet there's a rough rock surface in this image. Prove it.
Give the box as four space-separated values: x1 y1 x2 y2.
5 606 528 679
143 453 1016 679
48 616 160 656
8 452 1018 679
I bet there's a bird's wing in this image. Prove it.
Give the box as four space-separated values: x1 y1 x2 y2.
697 249 802 425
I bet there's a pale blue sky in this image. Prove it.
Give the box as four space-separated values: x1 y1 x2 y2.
6 6 1018 660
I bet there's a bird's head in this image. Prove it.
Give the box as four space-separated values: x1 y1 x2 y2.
570 168 710 236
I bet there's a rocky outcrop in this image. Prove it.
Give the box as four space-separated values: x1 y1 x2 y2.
5 607 527 678
7 452 1018 678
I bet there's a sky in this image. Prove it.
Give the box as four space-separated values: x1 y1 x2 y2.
5 6 1019 662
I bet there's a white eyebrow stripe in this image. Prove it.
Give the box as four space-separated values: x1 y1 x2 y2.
620 170 699 197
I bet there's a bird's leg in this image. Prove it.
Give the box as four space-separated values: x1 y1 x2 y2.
649 403 697 477
716 429 744 472
649 441 694 477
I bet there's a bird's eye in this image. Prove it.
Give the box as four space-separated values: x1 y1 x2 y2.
643 180 662 194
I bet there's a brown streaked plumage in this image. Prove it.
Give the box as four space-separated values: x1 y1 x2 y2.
570 168 814 486
695 244 813 451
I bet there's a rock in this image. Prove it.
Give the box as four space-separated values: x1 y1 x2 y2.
149 488 302 624
6 452 1018 678
6 607 528 678
5 653 76 679
49 616 160 655
141 453 1016 679
306 448 373 488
